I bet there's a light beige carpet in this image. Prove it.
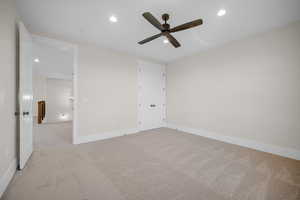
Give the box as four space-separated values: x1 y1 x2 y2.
2 127 300 200
33 121 73 149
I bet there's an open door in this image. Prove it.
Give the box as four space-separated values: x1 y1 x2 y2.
18 22 33 169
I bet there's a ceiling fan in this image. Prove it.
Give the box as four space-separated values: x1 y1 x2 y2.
138 12 203 48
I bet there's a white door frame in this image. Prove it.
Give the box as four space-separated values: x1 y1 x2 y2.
31 35 79 144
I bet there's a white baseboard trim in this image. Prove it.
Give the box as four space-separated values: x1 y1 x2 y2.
74 128 139 144
166 123 300 161
139 123 166 132
0 158 17 198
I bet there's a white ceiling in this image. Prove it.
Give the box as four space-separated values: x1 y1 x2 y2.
17 0 300 63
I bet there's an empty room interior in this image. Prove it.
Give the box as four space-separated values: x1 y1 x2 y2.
31 35 75 149
1 0 300 199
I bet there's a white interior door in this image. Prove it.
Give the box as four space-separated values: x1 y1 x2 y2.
18 22 33 169
138 61 166 131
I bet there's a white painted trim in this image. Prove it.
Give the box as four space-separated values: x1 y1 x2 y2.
0 159 17 198
45 74 73 81
139 124 165 132
162 65 166 124
166 123 300 161
137 61 142 130
32 35 79 145
72 43 79 144
32 35 76 49
74 128 139 144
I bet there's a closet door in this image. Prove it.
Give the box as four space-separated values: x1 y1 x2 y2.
138 61 166 131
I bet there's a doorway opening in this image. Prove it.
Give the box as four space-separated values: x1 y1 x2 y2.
31 35 77 149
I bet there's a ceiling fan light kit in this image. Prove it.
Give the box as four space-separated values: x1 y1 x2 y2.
138 12 203 48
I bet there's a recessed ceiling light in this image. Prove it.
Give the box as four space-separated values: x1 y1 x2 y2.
217 9 226 17
163 39 169 44
109 15 118 23
34 58 40 63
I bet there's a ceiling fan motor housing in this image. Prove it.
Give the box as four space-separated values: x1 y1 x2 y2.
162 24 170 31
162 13 169 21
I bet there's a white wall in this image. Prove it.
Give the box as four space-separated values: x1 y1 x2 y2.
46 78 73 123
76 44 138 142
0 0 17 197
167 22 300 156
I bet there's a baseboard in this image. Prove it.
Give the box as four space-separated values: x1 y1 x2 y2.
0 158 17 198
166 123 300 161
74 128 139 144
139 123 166 132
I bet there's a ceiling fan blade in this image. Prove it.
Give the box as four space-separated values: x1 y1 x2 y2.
143 12 163 31
165 33 181 48
170 19 203 33
138 33 163 44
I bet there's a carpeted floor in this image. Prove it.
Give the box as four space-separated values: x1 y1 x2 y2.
33 121 73 149
2 127 300 200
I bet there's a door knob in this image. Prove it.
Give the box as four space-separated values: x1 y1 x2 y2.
150 104 156 107
23 111 30 116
